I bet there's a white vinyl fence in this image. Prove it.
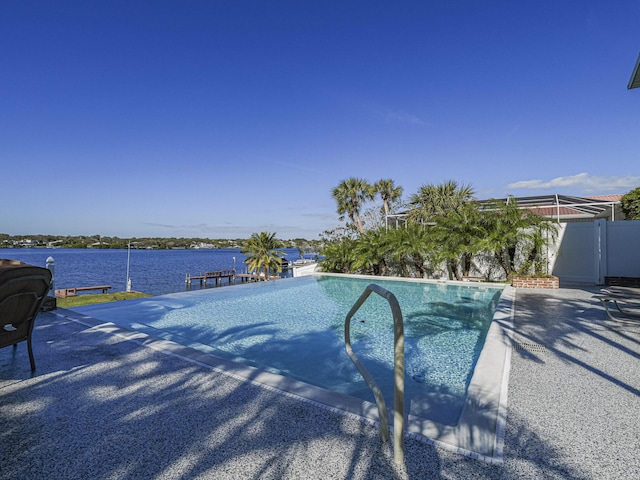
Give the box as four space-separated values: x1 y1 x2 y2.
550 219 640 285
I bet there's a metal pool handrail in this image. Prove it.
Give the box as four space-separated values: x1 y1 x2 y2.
344 283 405 465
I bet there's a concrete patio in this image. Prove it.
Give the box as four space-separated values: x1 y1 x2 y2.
1 286 639 479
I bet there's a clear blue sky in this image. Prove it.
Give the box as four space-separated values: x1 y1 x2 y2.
2 1 639 240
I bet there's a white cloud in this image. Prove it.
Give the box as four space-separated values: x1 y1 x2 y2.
507 173 640 193
379 109 426 126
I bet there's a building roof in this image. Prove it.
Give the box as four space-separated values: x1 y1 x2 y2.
586 194 624 202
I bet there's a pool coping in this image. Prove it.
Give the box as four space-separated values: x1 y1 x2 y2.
55 275 514 464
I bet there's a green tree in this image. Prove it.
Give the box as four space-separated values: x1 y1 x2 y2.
373 179 403 218
479 198 558 279
517 214 560 276
331 177 374 234
384 224 437 278
352 228 390 276
408 180 475 224
621 186 640 220
241 232 284 279
478 199 526 278
320 237 357 273
433 202 485 280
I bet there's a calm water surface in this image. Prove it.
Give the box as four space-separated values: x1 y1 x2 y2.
76 275 503 424
0 248 299 295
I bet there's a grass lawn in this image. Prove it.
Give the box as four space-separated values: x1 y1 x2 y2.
57 291 152 308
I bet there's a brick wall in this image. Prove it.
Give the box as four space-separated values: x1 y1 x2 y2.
512 276 559 289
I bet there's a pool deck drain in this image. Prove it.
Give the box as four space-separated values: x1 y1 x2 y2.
512 341 547 354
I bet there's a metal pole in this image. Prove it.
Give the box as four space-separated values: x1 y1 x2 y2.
126 241 132 292
46 256 55 293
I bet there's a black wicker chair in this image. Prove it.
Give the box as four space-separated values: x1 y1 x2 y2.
0 259 52 371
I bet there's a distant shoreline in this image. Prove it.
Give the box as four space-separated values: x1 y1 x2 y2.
1 234 321 251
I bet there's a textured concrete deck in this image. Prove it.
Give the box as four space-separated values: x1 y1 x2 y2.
1 286 639 479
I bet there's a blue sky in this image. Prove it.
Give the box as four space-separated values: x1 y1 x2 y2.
2 1 639 240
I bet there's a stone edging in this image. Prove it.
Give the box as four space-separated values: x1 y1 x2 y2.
512 276 559 289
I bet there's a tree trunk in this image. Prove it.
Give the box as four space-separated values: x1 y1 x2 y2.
448 259 461 281
379 258 388 276
400 258 410 277
495 251 511 278
412 254 426 278
507 245 517 275
462 252 472 278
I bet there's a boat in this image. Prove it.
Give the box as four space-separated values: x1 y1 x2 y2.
292 258 316 267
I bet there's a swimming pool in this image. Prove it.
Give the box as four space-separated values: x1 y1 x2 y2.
74 274 504 427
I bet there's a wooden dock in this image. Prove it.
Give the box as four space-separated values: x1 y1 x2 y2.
185 269 282 288
185 269 236 286
55 285 112 298
235 273 279 282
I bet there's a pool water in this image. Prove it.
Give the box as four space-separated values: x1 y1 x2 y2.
75 275 504 425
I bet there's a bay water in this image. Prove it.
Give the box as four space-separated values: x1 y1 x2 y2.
0 248 301 295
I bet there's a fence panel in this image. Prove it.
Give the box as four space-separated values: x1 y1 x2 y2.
551 220 640 285
605 220 640 278
551 223 596 284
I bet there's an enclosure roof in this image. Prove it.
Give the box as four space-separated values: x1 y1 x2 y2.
387 194 623 223
476 194 622 219
629 52 640 89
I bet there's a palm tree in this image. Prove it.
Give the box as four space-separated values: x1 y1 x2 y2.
408 180 475 224
320 237 357 273
373 179 403 218
517 213 560 276
385 226 414 277
385 224 436 278
405 181 483 279
477 199 524 279
352 228 390 276
478 198 557 279
433 202 484 280
242 232 285 280
331 178 374 234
